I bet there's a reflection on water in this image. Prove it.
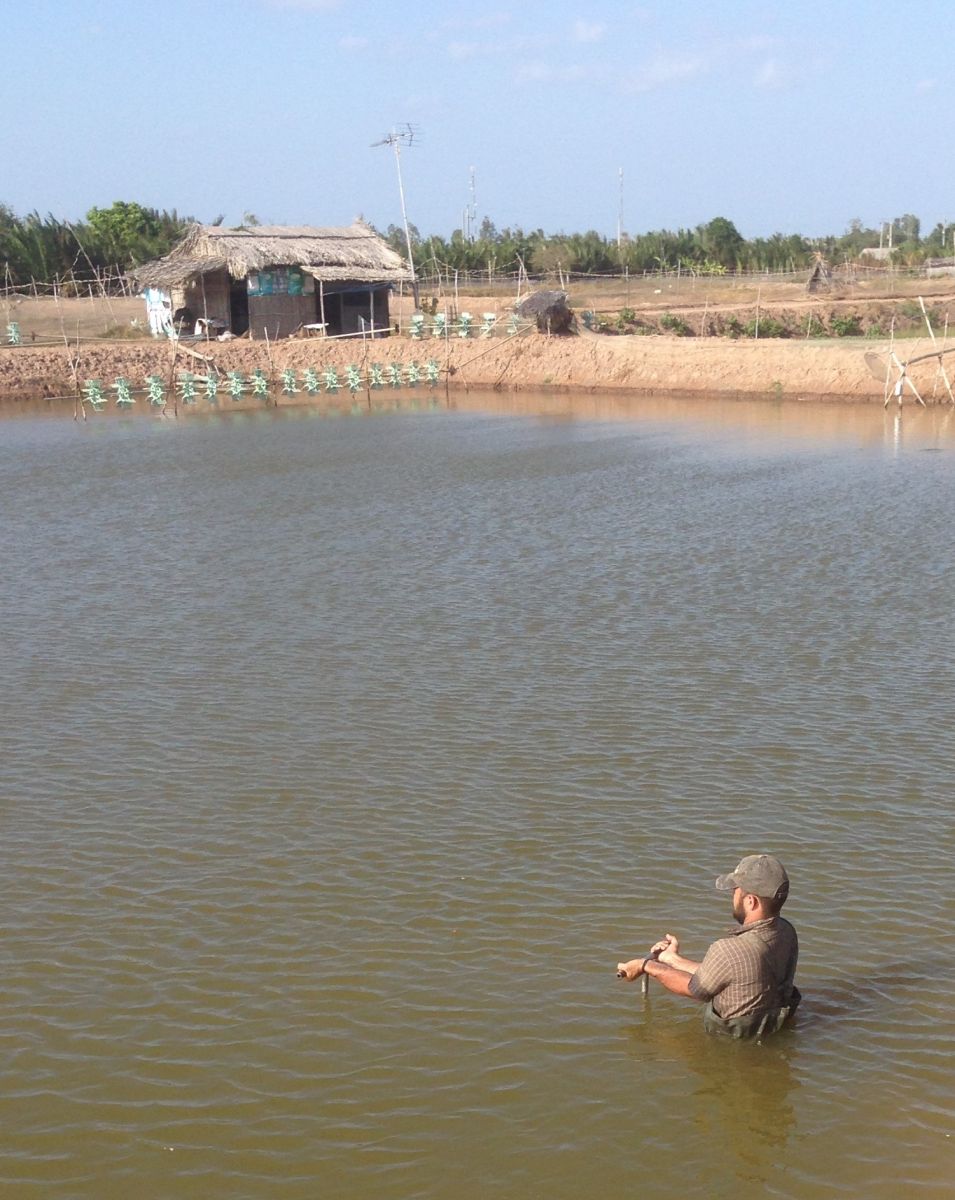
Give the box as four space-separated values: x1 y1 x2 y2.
453 387 955 454
1 393 954 1199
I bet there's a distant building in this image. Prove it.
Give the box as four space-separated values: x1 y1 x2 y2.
924 257 955 277
132 222 412 339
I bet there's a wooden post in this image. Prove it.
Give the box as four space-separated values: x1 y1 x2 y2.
167 335 179 418
918 295 955 402
264 326 275 402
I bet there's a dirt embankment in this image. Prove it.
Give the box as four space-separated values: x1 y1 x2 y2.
3 284 955 412
2 329 952 415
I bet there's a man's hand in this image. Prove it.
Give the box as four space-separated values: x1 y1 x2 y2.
649 934 702 978
616 957 647 981
651 934 680 965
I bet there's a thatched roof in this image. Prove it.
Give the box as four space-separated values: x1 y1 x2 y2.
516 289 574 333
806 255 832 294
132 220 412 288
516 289 569 317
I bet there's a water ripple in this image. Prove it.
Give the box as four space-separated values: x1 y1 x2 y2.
1 404 953 1198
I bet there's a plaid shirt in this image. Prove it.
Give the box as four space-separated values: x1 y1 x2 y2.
688 916 799 1019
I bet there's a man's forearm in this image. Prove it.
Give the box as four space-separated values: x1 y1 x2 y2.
644 958 700 999
661 952 701 975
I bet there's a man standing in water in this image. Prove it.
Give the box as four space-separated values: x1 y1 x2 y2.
617 854 800 1039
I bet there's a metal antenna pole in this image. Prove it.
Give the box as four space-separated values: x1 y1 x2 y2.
373 124 421 309
617 166 623 253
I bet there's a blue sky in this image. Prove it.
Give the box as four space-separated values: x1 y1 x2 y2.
4 0 953 240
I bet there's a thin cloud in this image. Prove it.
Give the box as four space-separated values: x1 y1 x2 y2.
573 20 606 43
916 78 937 92
623 53 707 93
515 61 592 85
440 13 513 32
339 35 368 50
448 41 480 60
264 0 341 9
754 58 787 88
737 34 781 52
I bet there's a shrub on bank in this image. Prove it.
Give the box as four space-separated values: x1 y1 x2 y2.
829 313 863 337
743 316 790 338
659 312 691 336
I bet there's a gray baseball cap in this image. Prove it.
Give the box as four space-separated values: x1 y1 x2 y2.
715 854 789 901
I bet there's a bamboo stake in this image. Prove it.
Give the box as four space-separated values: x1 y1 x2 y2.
917 295 955 403
60 311 82 420
168 334 179 418
888 351 926 406
264 326 276 403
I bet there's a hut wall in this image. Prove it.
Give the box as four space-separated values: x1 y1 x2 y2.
248 294 315 339
172 271 231 328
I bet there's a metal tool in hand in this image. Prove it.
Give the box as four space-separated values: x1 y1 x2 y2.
616 949 661 994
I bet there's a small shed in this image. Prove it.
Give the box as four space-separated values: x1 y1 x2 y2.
806 255 832 293
132 221 412 339
516 289 575 333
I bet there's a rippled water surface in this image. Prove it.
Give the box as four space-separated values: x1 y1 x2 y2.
1 393 954 1199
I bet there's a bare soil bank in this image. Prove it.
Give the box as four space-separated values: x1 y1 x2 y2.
5 275 955 413
2 328 952 415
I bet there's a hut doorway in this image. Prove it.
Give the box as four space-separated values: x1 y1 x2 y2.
230 281 250 335
316 290 342 336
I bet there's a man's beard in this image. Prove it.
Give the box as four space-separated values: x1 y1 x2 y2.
733 893 746 924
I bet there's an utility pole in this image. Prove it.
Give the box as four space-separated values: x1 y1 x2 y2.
373 124 420 308
617 166 624 253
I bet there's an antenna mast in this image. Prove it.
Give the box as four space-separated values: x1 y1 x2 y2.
617 167 624 252
372 123 421 307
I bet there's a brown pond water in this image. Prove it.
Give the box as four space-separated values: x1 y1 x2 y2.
1 392 953 1199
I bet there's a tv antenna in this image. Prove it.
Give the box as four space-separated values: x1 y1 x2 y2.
617 166 624 253
467 165 477 241
372 123 421 305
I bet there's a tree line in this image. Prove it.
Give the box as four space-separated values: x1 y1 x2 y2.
386 214 954 277
0 202 193 286
3 200 953 287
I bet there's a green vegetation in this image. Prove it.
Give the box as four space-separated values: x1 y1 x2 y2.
744 316 789 338
798 314 826 338
3 198 954 301
385 210 955 282
829 314 863 337
0 201 191 285
659 312 691 336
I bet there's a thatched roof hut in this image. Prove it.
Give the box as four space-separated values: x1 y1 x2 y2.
132 221 412 339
